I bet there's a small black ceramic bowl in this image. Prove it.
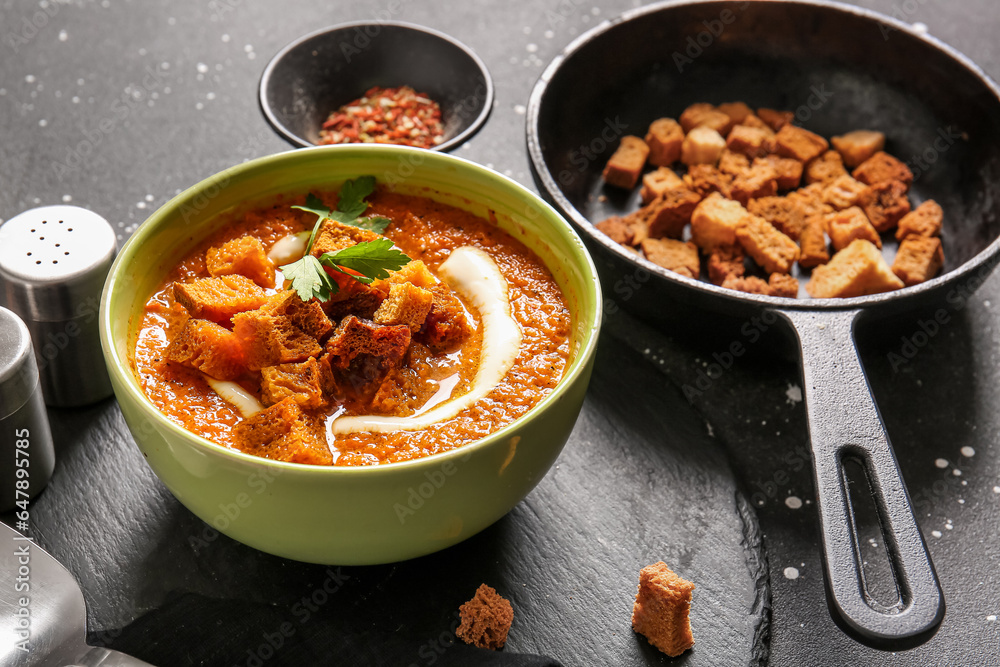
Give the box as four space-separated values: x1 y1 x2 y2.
259 21 494 150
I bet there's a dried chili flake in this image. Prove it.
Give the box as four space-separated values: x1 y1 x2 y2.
318 85 445 149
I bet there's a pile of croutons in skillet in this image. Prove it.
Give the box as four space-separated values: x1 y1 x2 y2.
596 102 944 298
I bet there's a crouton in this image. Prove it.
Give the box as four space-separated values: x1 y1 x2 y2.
721 274 772 295
374 282 434 332
260 290 333 340
681 127 726 166
418 284 472 352
740 114 776 133
206 235 276 288
761 155 804 190
231 397 331 465
726 125 775 158
895 200 943 241
857 180 911 232
787 182 830 217
683 164 733 198
388 259 437 288
892 236 944 286
679 103 732 134
831 130 885 168
806 239 904 297
173 274 268 324
757 108 796 131
310 218 382 257
646 188 703 239
232 310 322 371
645 118 685 167
826 206 881 250
821 174 867 210
804 150 848 185
769 273 799 298
602 136 650 189
775 124 829 163
718 150 751 176
323 280 390 321
595 216 637 246
797 217 831 269
325 315 411 398
631 562 695 658
641 238 700 278
729 158 778 205
260 357 325 409
747 196 807 240
735 214 800 274
690 192 748 251
457 584 513 651
716 101 754 125
641 167 685 203
852 151 913 188
165 318 246 380
707 244 745 285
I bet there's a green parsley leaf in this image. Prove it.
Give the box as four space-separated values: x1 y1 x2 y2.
279 255 338 302
351 216 391 234
292 193 332 254
335 175 376 219
319 239 411 285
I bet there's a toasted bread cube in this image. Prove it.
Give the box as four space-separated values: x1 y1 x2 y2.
787 182 830 217
418 284 472 352
165 318 246 380
632 562 695 658
852 151 913 188
641 238 700 278
740 114 775 133
232 310 322 371
681 127 726 166
690 192 748 251
798 217 831 269
721 274 771 295
679 103 732 135
310 218 382 257
804 150 848 185
729 158 778 205
826 207 881 250
761 155 803 190
641 167 685 203
757 108 796 131
645 118 685 167
831 130 885 168
325 315 411 398
707 244 745 285
892 236 944 286
769 273 799 298
323 280 390 322
389 259 436 288
456 584 514 651
374 282 434 332
206 236 276 288
173 274 267 324
260 290 333 340
684 164 733 198
646 188 703 239
717 101 754 125
726 125 774 159
602 136 649 189
596 216 637 246
735 214 800 274
822 174 868 210
806 239 904 297
232 397 331 465
748 196 807 240
895 200 943 241
718 150 751 176
857 180 911 232
260 357 325 409
775 124 829 163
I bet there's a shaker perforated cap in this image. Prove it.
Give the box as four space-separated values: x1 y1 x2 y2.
0 307 39 420
0 205 117 322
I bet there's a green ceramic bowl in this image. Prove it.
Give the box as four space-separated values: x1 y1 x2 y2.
100 145 602 565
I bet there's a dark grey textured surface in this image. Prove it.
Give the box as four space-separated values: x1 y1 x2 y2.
0 0 998 665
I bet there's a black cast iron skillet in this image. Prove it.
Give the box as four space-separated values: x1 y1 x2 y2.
527 0 1000 647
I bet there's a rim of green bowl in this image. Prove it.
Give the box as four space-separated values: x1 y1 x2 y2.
100 145 603 478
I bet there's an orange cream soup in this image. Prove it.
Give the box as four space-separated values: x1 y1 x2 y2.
133 190 571 466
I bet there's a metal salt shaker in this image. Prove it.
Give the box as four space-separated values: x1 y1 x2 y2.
0 205 117 407
0 307 56 511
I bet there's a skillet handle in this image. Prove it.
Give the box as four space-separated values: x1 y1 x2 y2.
776 308 944 644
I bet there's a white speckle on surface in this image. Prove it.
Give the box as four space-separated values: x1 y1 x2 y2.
221 34 231 43
931 530 942 538
247 52 256 60
985 300 992 307
522 26 531 35
206 92 216 100
32 198 40 204
912 21 928 33
544 30 554 39
25 75 36 83
167 16 176 25
244 44 254 53
101 0 109 7
945 523 953 530
988 615 997 622
953 468 962 476
195 102 204 110
77 78 85 86
785 496 803 510
160 61 170 71
138 48 147 56
197 62 209 74
145 194 154 202
71 96 80 104
785 383 802 405
783 567 799 580
136 202 146 210
38 119 47 127
513 104 526 115
935 458 949 469
509 56 519 65
961 446 975 457
816 323 826 330
526 43 538 53
958 499 965 504
58 30 68 42
164 87 172 94
591 6 601 14
62 195 72 203
993 486 1000 494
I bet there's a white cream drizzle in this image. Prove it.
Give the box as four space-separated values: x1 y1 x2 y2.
331 246 522 435
203 374 263 417
267 231 309 265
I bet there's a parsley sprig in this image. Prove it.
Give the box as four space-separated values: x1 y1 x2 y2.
280 176 408 302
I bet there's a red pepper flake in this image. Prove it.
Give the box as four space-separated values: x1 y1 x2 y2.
318 85 445 149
